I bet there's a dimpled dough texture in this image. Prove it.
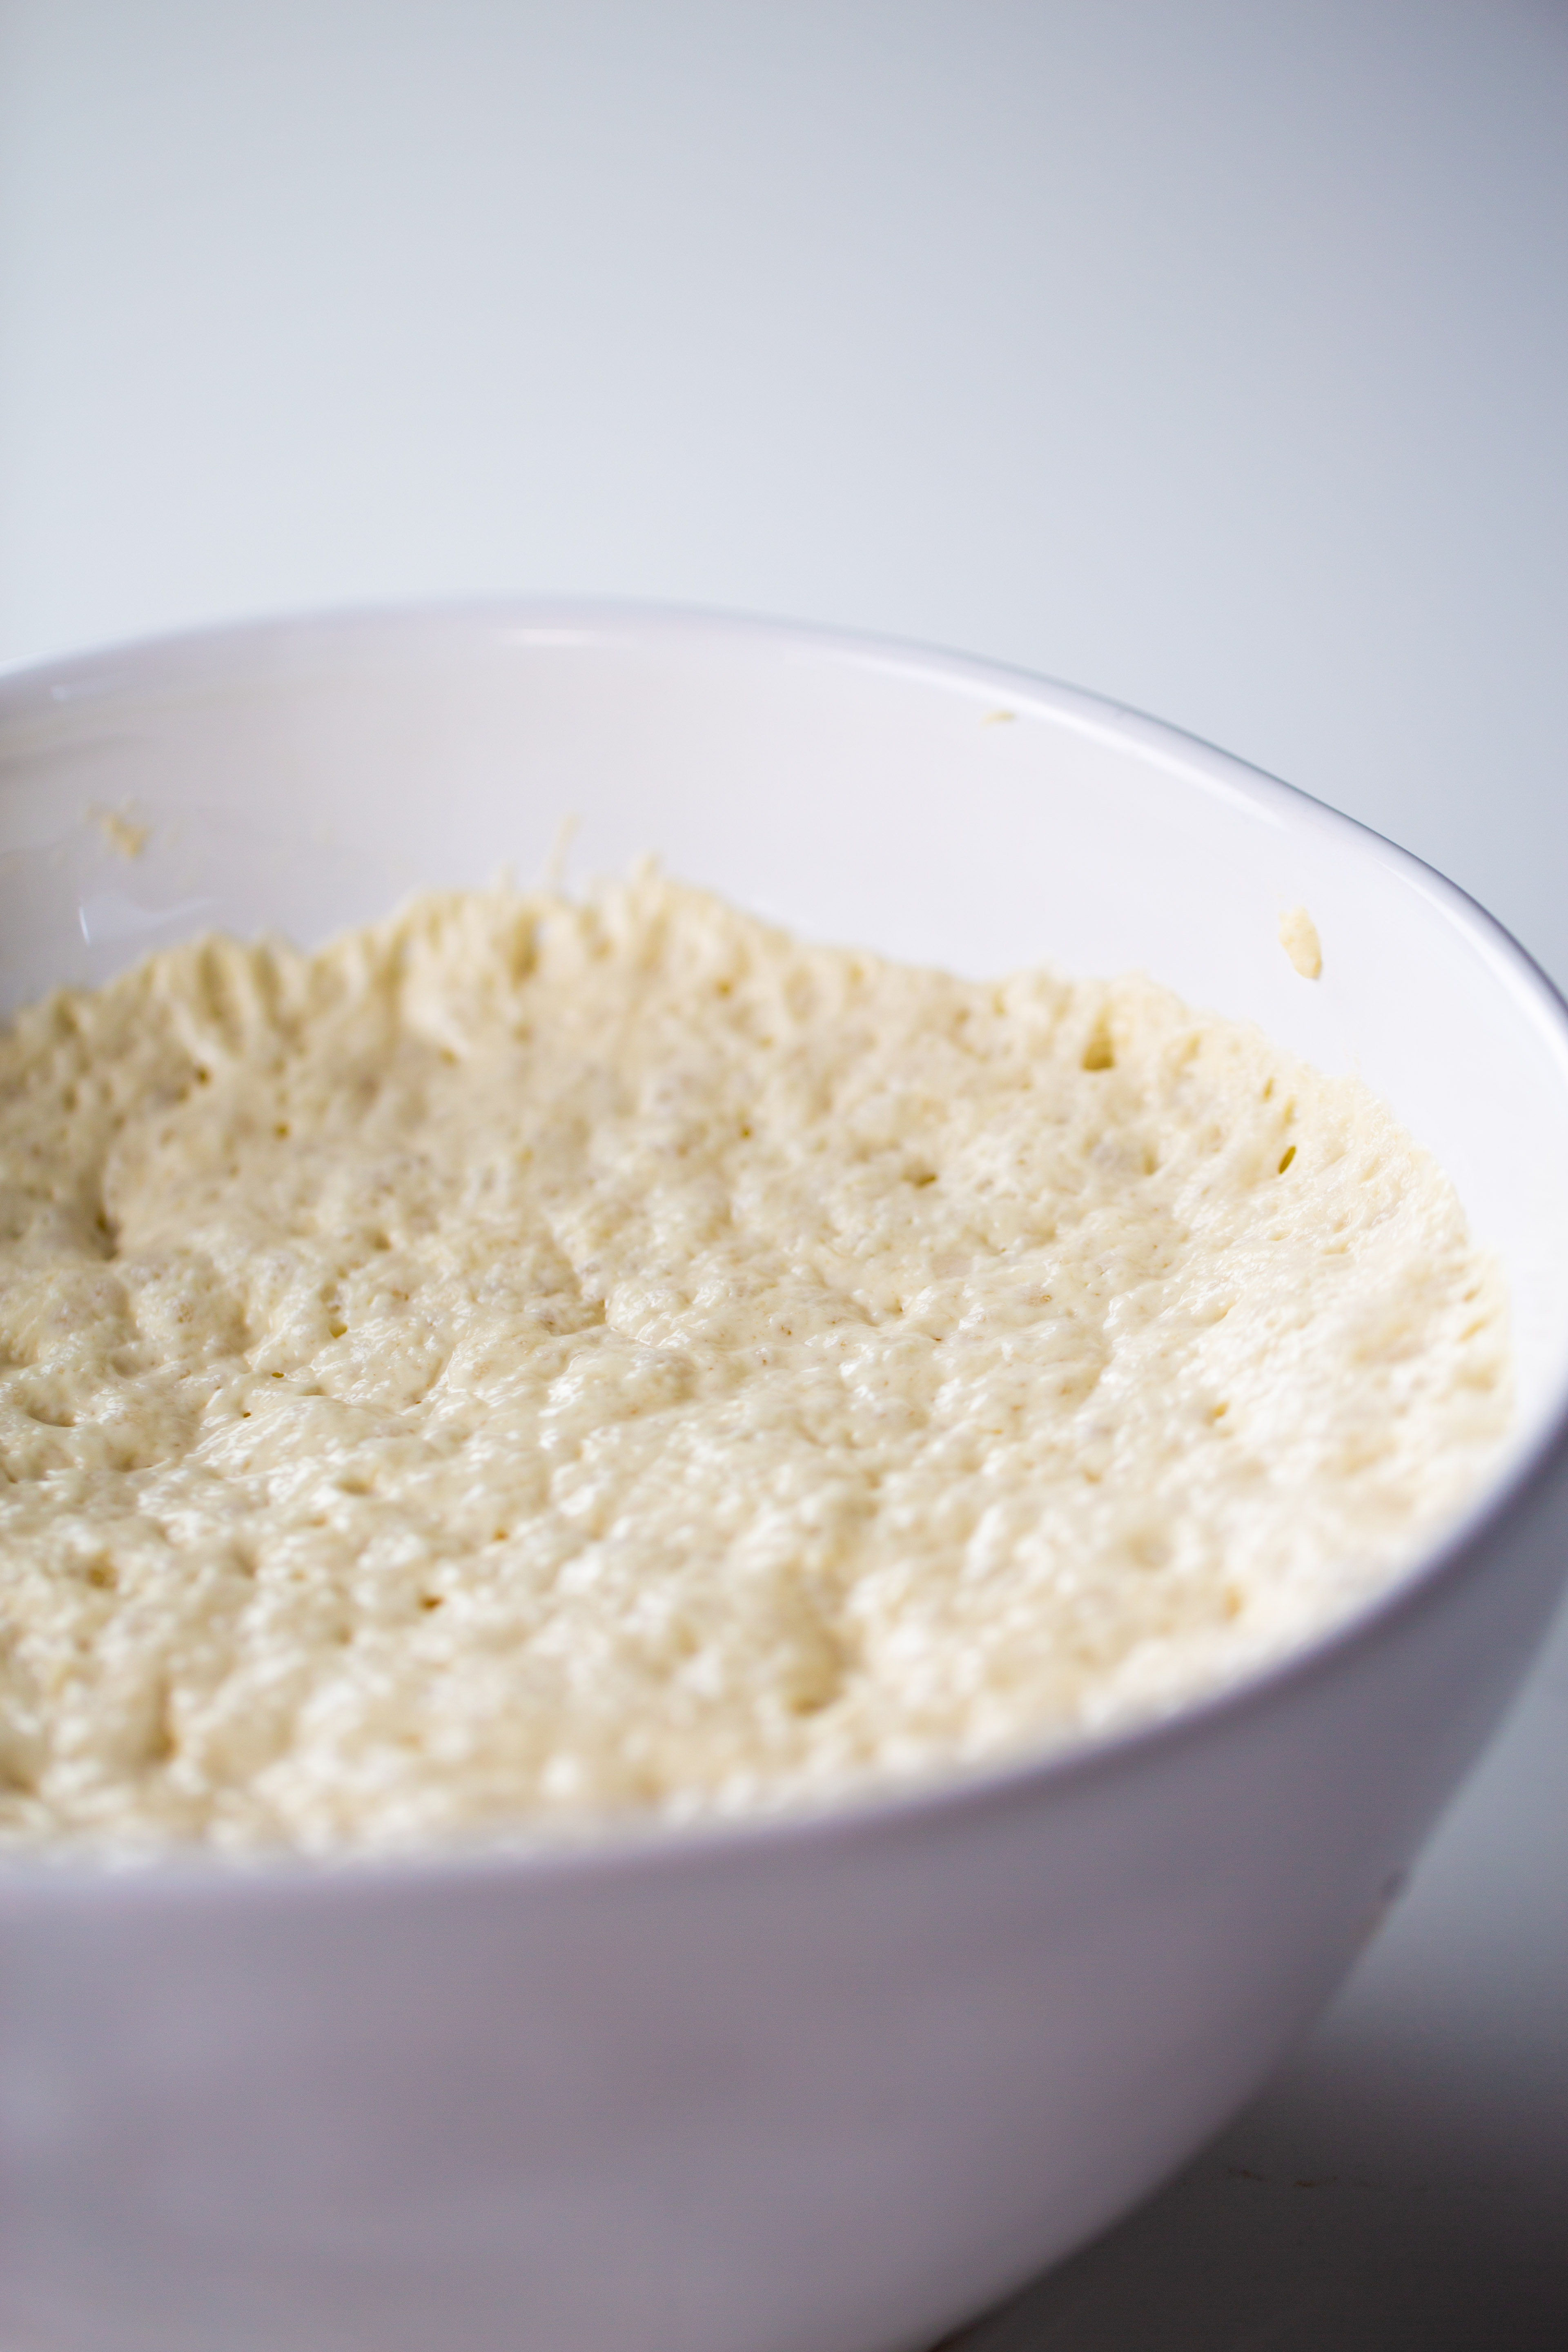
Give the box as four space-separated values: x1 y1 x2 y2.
0 871 1508 1851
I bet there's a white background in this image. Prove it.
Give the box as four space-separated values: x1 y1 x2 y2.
2 4 1566 2343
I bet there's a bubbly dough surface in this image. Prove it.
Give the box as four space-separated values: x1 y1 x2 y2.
0 872 1509 1851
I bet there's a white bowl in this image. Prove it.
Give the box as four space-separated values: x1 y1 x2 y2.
2 605 1567 2352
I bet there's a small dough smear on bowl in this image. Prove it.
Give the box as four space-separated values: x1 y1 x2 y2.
0 868 1509 1852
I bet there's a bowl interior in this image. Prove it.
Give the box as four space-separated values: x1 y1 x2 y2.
5 604 1568 1448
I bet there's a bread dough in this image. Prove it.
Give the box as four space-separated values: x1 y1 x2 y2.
0 871 1509 1850
1279 906 1323 980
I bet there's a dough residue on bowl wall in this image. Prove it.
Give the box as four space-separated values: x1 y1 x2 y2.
0 867 1510 1852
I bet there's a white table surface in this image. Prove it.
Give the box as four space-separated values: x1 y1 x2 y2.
2 6 1566 2344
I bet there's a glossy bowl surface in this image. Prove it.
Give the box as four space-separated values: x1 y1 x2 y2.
3 604 1568 2352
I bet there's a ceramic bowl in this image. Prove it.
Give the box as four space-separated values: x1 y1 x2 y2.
3 606 1567 2352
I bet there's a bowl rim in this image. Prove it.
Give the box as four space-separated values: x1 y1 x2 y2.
4 594 1568 1900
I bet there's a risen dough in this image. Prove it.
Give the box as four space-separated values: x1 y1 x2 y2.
0 871 1508 1851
